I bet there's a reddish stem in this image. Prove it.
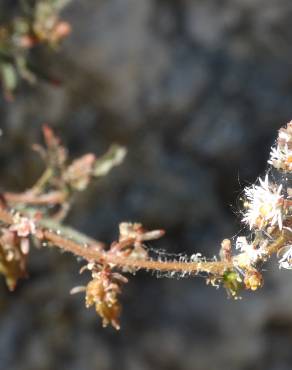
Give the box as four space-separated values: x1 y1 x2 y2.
4 191 66 205
0 207 288 277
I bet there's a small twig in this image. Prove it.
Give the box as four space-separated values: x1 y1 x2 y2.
4 190 66 205
0 206 287 277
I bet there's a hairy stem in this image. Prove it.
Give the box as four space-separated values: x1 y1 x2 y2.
42 230 231 274
0 207 288 277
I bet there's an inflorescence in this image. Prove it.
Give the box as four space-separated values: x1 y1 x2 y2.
0 123 291 329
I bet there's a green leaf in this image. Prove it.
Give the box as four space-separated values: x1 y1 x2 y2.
94 144 127 177
1 62 17 94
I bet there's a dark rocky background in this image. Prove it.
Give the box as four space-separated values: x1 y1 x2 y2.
1 0 292 369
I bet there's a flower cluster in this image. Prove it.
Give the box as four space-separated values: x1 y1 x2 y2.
268 121 292 172
70 222 164 329
239 122 292 271
83 267 127 330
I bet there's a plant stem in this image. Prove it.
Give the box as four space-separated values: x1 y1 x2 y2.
4 190 66 205
0 207 288 277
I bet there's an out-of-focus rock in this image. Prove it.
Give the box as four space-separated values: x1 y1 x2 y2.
1 1 292 369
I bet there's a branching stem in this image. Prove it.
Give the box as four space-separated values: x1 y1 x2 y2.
0 207 287 277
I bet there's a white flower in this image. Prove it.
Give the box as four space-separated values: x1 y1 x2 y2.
236 236 267 263
278 245 292 269
10 215 36 237
242 175 284 230
279 130 291 142
268 144 292 171
269 122 292 171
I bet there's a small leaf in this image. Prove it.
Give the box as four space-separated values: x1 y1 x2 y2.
1 62 17 97
223 270 243 299
93 145 127 177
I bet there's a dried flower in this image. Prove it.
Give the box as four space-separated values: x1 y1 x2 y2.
244 270 263 291
119 222 164 245
0 228 28 290
84 268 127 330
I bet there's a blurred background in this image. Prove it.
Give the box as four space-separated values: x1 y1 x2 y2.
1 0 292 369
